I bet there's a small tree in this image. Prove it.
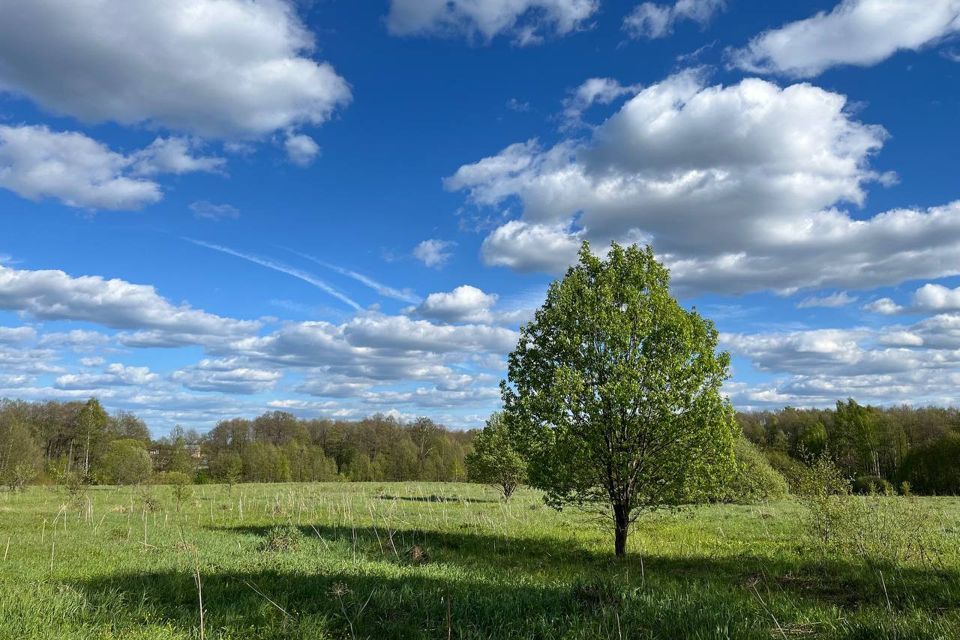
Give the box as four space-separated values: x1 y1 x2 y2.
97 439 152 485
465 412 526 500
503 242 736 556
0 420 41 490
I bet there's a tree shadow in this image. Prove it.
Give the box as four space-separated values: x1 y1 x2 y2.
211 522 960 614
375 493 503 504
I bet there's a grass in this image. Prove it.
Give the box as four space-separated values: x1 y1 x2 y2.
1 482 959 639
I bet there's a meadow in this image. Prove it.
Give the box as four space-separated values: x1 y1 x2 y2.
1 482 959 639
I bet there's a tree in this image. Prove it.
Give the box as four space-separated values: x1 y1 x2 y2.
97 439 152 485
465 413 526 499
0 420 41 490
503 242 736 556
75 398 108 477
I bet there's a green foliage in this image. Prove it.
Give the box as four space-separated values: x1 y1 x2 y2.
898 431 960 494
852 475 893 496
0 419 41 490
714 437 788 503
97 438 152 485
763 449 809 493
465 412 526 499
503 242 736 555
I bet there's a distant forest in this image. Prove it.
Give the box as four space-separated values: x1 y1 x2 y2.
1 397 958 494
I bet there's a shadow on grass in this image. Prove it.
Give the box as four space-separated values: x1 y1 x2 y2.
375 494 504 504
209 523 960 613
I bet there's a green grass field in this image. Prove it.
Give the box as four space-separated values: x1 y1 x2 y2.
1 483 959 639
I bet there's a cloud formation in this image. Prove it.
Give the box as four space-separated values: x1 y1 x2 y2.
387 0 598 45
623 0 725 39
0 0 351 139
449 72 960 295
729 0 960 77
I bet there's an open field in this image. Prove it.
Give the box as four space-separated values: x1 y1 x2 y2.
1 483 959 639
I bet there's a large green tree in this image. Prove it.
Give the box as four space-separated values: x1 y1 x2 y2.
503 242 737 556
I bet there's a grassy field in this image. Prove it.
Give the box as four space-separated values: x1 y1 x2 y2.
1 482 959 639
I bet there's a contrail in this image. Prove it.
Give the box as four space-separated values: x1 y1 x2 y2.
186 239 361 311
287 249 422 304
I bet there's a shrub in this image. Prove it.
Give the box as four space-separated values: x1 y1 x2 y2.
714 437 788 503
853 475 893 495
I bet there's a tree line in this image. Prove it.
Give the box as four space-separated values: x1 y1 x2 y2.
737 400 960 495
0 398 471 488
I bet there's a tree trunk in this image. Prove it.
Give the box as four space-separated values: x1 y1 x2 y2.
614 504 630 557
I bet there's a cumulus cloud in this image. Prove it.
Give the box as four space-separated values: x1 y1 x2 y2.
913 283 960 312
449 72 960 295
415 285 499 323
623 0 726 39
729 0 960 78
171 358 281 394
0 326 36 343
724 313 960 407
0 124 161 210
284 133 320 167
796 291 857 309
0 0 351 139
386 0 598 45
413 239 456 269
863 298 904 315
130 137 225 176
0 263 258 342
56 363 158 390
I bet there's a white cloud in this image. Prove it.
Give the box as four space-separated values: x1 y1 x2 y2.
913 283 960 312
190 201 240 221
863 298 905 315
56 363 158 390
480 220 583 272
0 0 351 139
0 326 36 343
723 314 960 408
0 263 258 341
796 291 857 309
730 0 960 78
131 137 225 176
416 285 499 323
413 239 456 269
284 133 320 167
386 0 598 45
562 78 639 128
449 72 960 295
0 124 161 210
171 358 281 394
623 0 726 39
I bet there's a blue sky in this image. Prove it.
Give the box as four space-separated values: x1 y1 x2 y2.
1 0 959 434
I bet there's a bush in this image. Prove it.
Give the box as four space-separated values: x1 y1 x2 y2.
898 432 960 495
853 475 893 495
715 437 788 503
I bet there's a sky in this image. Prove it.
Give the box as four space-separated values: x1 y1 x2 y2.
1 0 959 435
